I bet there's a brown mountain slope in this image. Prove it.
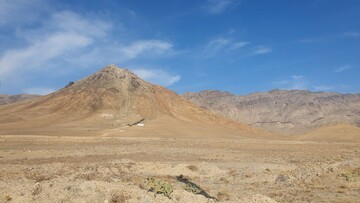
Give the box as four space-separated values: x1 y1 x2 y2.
296 124 360 142
183 90 360 135
0 65 271 139
0 94 40 106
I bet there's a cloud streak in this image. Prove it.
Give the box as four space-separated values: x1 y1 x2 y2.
199 37 249 58
204 0 240 14
273 75 307 90
24 87 55 95
133 68 181 86
120 40 173 60
252 46 272 55
334 65 351 73
343 32 360 37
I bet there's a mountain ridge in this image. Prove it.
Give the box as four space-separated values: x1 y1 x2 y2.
183 90 360 134
0 94 40 106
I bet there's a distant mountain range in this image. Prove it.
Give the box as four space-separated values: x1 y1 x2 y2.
0 94 40 106
183 90 360 134
2 77 360 137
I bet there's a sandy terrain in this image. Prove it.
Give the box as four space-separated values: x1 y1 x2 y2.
1 132 359 203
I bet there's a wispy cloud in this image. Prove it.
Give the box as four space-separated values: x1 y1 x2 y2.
229 41 249 50
274 75 344 92
70 39 174 68
204 0 240 14
334 65 351 73
201 38 230 57
120 40 173 59
343 32 360 37
290 75 307 89
273 75 307 90
0 10 175 77
0 11 111 77
0 0 49 26
24 87 55 95
313 85 334 91
199 37 249 58
133 68 181 86
252 46 272 55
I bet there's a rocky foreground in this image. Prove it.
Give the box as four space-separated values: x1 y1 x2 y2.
1 135 359 202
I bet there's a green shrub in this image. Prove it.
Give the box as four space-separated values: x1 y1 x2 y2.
147 178 173 199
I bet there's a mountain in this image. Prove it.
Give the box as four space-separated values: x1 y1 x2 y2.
0 65 266 138
183 90 360 134
0 94 40 106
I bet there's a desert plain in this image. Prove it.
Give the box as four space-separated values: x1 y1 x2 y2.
1 65 360 203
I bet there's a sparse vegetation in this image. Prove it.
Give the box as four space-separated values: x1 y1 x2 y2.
187 164 198 171
110 191 130 203
217 189 231 201
219 177 229 184
339 168 360 182
228 169 238 177
184 182 202 194
147 178 173 199
3 194 12 202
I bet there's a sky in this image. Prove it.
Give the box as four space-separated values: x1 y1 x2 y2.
0 0 359 95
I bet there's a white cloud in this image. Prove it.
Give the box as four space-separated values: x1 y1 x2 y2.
0 11 111 77
204 0 240 14
133 68 181 86
120 40 173 59
0 0 49 26
0 4 177 94
0 32 92 76
252 46 272 55
51 11 111 38
0 11 174 79
24 87 55 95
68 39 174 68
334 65 351 73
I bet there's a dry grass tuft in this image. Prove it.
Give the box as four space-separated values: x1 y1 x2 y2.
187 165 198 171
217 189 231 201
110 191 130 203
3 194 12 202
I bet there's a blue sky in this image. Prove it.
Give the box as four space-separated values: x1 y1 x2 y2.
0 0 359 95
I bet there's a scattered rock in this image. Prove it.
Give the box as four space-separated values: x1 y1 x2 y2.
275 175 288 183
31 182 42 196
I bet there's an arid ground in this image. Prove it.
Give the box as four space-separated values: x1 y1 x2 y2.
1 132 360 203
